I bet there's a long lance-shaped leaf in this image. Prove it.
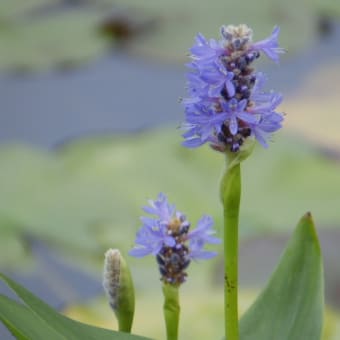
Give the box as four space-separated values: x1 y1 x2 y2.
0 295 62 340
0 273 153 340
240 212 324 340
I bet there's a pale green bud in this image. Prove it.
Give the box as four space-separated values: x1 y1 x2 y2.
103 249 135 333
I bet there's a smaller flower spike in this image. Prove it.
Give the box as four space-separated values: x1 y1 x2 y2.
129 193 221 286
182 24 285 153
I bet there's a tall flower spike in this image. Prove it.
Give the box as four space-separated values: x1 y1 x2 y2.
181 24 285 153
129 193 221 286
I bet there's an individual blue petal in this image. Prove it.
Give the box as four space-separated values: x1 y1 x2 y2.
251 26 285 63
249 111 283 147
130 225 164 257
249 91 283 116
254 130 269 148
221 98 256 135
182 103 228 146
238 112 257 124
225 73 236 97
191 215 221 241
200 62 235 98
143 193 175 222
140 216 157 228
182 137 206 148
259 113 283 132
188 215 221 256
190 33 224 65
252 72 267 94
188 215 220 260
185 71 210 101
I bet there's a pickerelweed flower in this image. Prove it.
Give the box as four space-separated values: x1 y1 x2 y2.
182 24 285 152
129 193 221 286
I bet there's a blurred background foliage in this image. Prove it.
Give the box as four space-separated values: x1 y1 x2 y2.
0 0 340 71
0 131 339 269
1 0 340 339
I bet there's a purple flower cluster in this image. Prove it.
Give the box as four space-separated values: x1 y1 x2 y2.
129 193 221 286
182 24 285 152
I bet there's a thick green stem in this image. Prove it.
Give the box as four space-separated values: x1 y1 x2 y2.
220 162 241 340
162 284 180 340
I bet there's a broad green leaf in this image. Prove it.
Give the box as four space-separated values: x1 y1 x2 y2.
239 213 324 340
0 295 63 340
0 273 153 340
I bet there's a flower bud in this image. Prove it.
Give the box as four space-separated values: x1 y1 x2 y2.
103 249 135 333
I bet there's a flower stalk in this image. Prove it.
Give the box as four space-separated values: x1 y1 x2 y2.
221 159 241 340
181 23 285 339
162 283 180 340
129 194 220 338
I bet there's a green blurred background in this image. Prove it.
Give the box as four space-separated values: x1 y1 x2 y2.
0 0 340 339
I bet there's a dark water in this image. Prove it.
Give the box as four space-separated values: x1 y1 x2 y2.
0 52 184 147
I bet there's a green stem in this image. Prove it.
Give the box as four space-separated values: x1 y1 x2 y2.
220 162 241 340
162 284 180 340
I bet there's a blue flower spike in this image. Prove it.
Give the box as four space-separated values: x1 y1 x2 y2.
182 24 285 153
130 193 221 286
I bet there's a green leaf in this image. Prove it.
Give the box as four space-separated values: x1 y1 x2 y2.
0 295 62 340
0 273 153 340
239 213 324 340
